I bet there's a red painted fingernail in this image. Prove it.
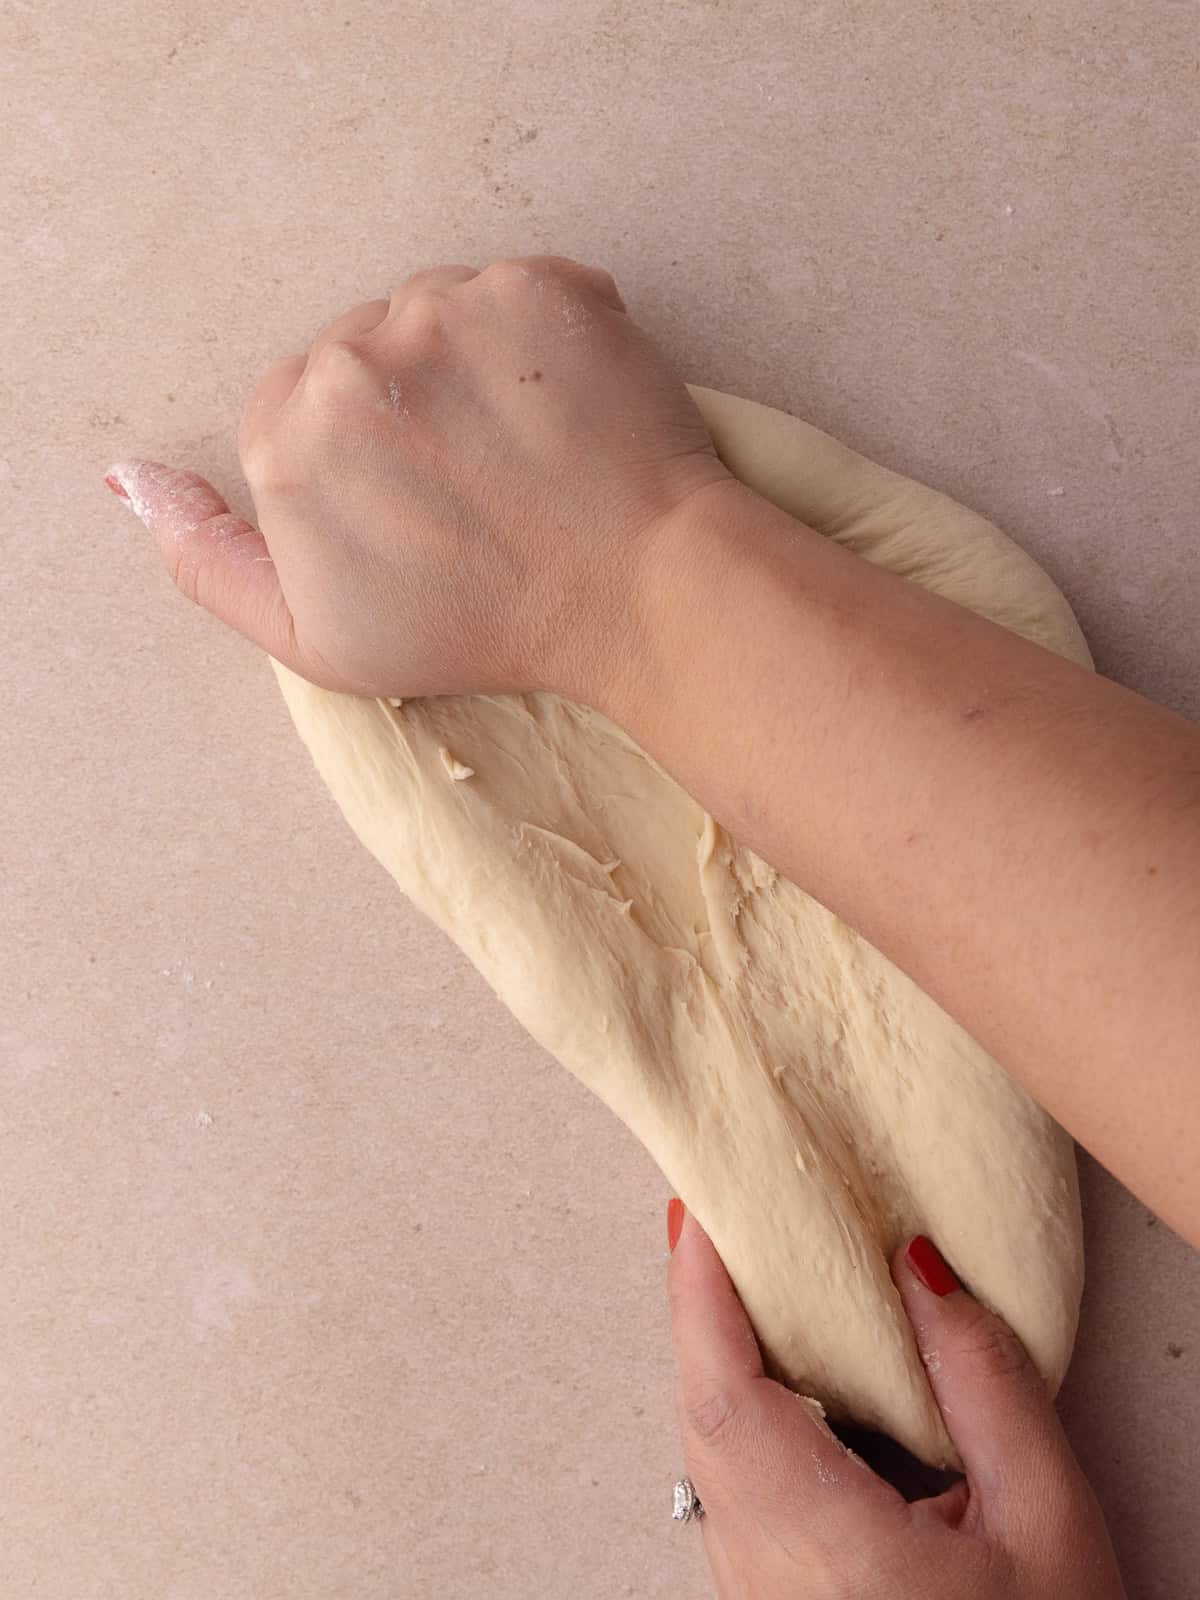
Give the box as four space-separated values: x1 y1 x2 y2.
667 1197 685 1253
906 1235 959 1296
104 473 130 500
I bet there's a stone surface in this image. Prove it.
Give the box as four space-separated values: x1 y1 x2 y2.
2 2 1196 1596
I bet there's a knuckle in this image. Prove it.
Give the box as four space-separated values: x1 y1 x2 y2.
530 253 573 279
165 535 204 606
308 336 370 381
533 252 582 276
302 339 384 418
394 291 447 352
585 264 618 296
238 426 281 484
956 1307 1031 1383
235 408 255 462
393 266 471 300
682 1382 744 1449
484 257 535 294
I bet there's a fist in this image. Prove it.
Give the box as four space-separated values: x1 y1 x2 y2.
109 257 730 703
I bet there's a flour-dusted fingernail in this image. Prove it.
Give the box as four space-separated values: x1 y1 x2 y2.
104 460 154 525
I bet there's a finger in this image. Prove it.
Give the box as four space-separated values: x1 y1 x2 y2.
305 298 392 367
482 255 626 313
105 459 319 681
238 354 306 466
527 255 627 312
892 1236 1085 1532
668 1203 903 1545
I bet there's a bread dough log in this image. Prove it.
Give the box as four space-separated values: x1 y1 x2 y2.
273 387 1086 1468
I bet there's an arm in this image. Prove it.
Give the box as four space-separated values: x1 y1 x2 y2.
618 480 1200 1242
663 1204 1126 1598
108 254 1200 1244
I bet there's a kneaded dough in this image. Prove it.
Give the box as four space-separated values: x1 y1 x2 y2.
274 387 1087 1468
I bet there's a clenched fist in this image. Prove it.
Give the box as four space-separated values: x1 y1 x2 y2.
107 256 731 704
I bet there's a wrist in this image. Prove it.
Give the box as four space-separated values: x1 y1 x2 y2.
593 476 823 739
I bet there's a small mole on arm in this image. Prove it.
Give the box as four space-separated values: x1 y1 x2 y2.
962 706 985 722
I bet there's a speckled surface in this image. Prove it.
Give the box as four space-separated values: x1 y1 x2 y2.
3 2 1197 1596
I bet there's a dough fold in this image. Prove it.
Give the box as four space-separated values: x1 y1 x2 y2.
274 387 1086 1467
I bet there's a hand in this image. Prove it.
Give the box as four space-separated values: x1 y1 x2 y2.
667 1204 1126 1599
106 256 729 701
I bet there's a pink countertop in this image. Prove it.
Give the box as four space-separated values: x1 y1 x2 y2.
4 2 1197 1595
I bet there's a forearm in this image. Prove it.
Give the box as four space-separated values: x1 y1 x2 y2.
609 481 1200 1242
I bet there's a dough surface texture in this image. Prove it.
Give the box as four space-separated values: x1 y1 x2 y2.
274 386 1087 1467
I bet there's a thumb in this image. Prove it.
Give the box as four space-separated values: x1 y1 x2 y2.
893 1235 1084 1533
106 459 311 678
667 1202 902 1558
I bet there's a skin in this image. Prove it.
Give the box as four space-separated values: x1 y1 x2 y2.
107 254 1197 1596
669 1209 1125 1598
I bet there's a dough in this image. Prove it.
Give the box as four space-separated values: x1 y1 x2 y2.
273 387 1086 1468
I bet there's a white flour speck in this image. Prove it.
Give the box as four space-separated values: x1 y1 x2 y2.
384 378 410 417
438 746 475 781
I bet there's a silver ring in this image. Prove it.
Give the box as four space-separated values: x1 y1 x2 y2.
672 1476 705 1523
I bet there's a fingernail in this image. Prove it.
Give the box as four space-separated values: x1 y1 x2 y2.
906 1235 959 1296
104 461 157 526
667 1197 685 1253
